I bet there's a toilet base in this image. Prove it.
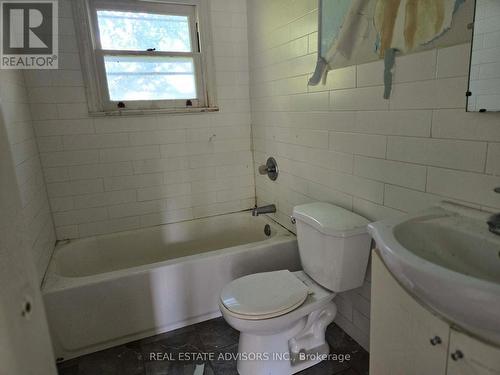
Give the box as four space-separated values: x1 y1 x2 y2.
235 302 337 375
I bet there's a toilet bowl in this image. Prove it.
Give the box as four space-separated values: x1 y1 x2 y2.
220 270 337 375
219 202 372 375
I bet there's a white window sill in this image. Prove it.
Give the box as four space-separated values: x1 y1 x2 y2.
89 106 219 117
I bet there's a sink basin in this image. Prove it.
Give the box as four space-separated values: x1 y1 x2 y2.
368 202 500 345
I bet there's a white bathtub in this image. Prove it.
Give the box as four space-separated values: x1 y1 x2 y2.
42 212 300 360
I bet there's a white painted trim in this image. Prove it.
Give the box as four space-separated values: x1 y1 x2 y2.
73 0 218 115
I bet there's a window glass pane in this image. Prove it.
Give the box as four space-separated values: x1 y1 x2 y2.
104 55 197 101
97 10 192 52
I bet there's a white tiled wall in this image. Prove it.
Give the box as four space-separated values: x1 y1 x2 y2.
0 70 56 283
0 87 57 375
247 0 500 350
26 0 255 239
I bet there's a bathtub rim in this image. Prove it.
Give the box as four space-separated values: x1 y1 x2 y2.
42 212 295 293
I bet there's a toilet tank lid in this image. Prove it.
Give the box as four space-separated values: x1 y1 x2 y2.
293 202 370 237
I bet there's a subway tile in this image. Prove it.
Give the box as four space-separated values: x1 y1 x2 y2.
166 167 216 184
274 127 329 148
53 207 108 226
394 50 437 83
335 313 370 351
140 208 194 228
330 86 389 111
28 87 86 104
20 94 56 118
160 142 214 158
329 132 387 158
47 179 103 198
332 173 385 204
57 103 89 120
191 175 254 194
427 167 500 208
73 190 137 209
133 157 189 174
390 77 467 110
186 126 250 142
387 136 487 172
384 185 441 213
37 136 64 152
357 50 437 86
306 182 353 211
99 146 160 163
302 148 354 174
432 109 500 142
216 164 252 178
62 134 129 150
350 290 371 318
353 309 370 334
44 167 70 183
193 200 248 218
189 151 252 168
309 66 356 91
289 111 356 131
354 156 427 190
137 183 191 201
41 150 99 167
213 138 251 153
20 0 257 243
291 9 317 37
56 225 79 240
216 186 255 203
94 117 158 133
50 197 74 212
108 200 164 219
437 44 471 78
78 217 142 237
104 173 164 191
353 197 404 221
486 143 500 176
289 91 330 112
355 110 432 137
34 119 94 137
246 6 492 351
129 130 186 146
356 60 384 87
334 294 353 321
69 162 134 180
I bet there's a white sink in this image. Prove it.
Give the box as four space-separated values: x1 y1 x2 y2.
368 202 500 345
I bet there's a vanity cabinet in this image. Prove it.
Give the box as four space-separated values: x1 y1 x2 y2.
370 251 450 375
370 251 500 375
448 330 500 375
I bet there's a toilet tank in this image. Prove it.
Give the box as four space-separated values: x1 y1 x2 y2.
292 202 371 292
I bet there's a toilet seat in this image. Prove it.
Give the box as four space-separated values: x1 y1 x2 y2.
220 270 310 320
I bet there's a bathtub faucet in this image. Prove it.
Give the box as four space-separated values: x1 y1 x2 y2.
252 204 276 216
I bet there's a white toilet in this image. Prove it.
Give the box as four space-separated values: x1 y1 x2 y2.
219 202 372 375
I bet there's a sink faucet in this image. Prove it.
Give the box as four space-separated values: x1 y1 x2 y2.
252 204 276 216
488 187 500 235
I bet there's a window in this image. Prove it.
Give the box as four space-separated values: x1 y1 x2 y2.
74 0 217 114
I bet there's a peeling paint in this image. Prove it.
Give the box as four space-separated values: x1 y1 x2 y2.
374 0 465 55
310 0 471 86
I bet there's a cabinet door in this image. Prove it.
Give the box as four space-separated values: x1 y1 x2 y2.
370 251 450 375
447 329 500 375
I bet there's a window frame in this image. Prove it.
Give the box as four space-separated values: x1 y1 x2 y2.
73 0 218 115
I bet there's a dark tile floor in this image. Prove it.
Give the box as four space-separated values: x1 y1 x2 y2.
57 318 369 375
